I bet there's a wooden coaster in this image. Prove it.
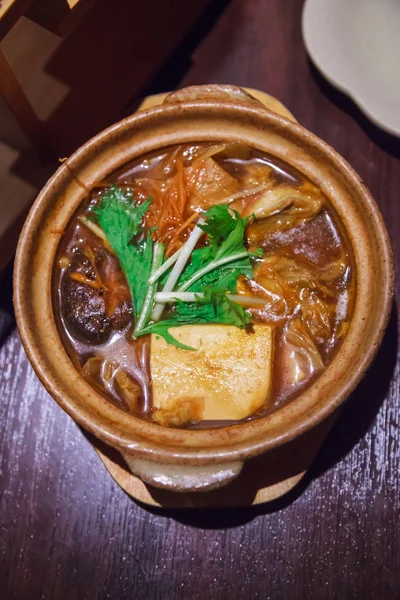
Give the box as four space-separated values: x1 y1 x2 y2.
92 88 335 508
92 417 334 508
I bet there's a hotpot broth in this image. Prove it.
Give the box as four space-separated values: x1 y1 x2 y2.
53 142 355 428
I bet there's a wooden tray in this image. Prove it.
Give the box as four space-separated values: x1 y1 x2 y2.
92 88 335 508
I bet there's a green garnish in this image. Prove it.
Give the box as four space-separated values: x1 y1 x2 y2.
93 187 256 350
177 204 252 292
92 185 154 320
134 241 164 335
136 288 252 350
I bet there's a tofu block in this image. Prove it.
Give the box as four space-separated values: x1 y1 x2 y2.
150 324 273 424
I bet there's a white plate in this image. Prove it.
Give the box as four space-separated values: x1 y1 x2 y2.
302 0 400 136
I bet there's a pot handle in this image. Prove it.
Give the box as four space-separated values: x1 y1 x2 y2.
121 453 244 492
163 84 264 108
162 84 297 122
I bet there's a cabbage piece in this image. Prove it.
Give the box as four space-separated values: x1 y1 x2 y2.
81 356 103 381
237 161 272 188
249 254 348 341
195 143 252 162
114 369 141 412
280 318 324 388
152 397 204 428
82 357 141 412
300 289 336 340
246 182 324 244
231 185 294 219
185 157 239 211
81 357 118 395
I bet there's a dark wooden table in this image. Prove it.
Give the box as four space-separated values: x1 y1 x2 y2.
1 0 399 598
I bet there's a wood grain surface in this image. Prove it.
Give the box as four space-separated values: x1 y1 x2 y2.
1 0 400 598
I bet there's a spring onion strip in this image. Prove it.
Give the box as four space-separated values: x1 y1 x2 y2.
134 242 164 335
154 291 268 307
177 251 249 292
148 246 183 285
151 220 205 321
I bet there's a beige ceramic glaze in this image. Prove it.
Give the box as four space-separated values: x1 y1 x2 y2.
14 85 394 492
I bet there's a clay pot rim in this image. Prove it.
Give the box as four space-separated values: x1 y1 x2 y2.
14 96 394 465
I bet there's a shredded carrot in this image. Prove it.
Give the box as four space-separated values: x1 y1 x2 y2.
82 245 105 288
69 272 102 290
104 294 118 317
165 212 198 255
119 151 201 256
165 238 181 257
169 211 198 242
176 157 187 215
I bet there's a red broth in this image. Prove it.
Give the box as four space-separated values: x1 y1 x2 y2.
53 142 355 427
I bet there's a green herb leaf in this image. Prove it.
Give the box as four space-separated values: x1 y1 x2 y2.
140 322 197 351
92 185 153 318
199 204 249 257
188 259 253 293
137 287 251 349
178 288 251 328
176 204 252 292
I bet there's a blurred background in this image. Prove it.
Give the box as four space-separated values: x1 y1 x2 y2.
0 0 228 269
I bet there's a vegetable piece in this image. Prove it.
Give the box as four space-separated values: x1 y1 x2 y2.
134 242 164 335
174 288 252 328
231 185 294 219
177 204 252 292
92 185 152 320
114 370 142 412
148 246 184 285
69 272 102 290
280 318 324 388
154 291 268 308
177 250 249 291
210 183 268 208
246 183 324 243
151 221 205 322
78 215 113 250
185 157 239 211
137 288 252 350
248 254 343 339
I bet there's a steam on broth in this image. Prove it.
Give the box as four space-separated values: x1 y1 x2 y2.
53 142 355 428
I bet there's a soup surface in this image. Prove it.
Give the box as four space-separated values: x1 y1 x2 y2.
54 142 355 428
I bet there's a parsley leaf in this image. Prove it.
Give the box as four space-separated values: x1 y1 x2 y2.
176 204 252 292
92 185 152 319
137 287 252 350
176 288 251 328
